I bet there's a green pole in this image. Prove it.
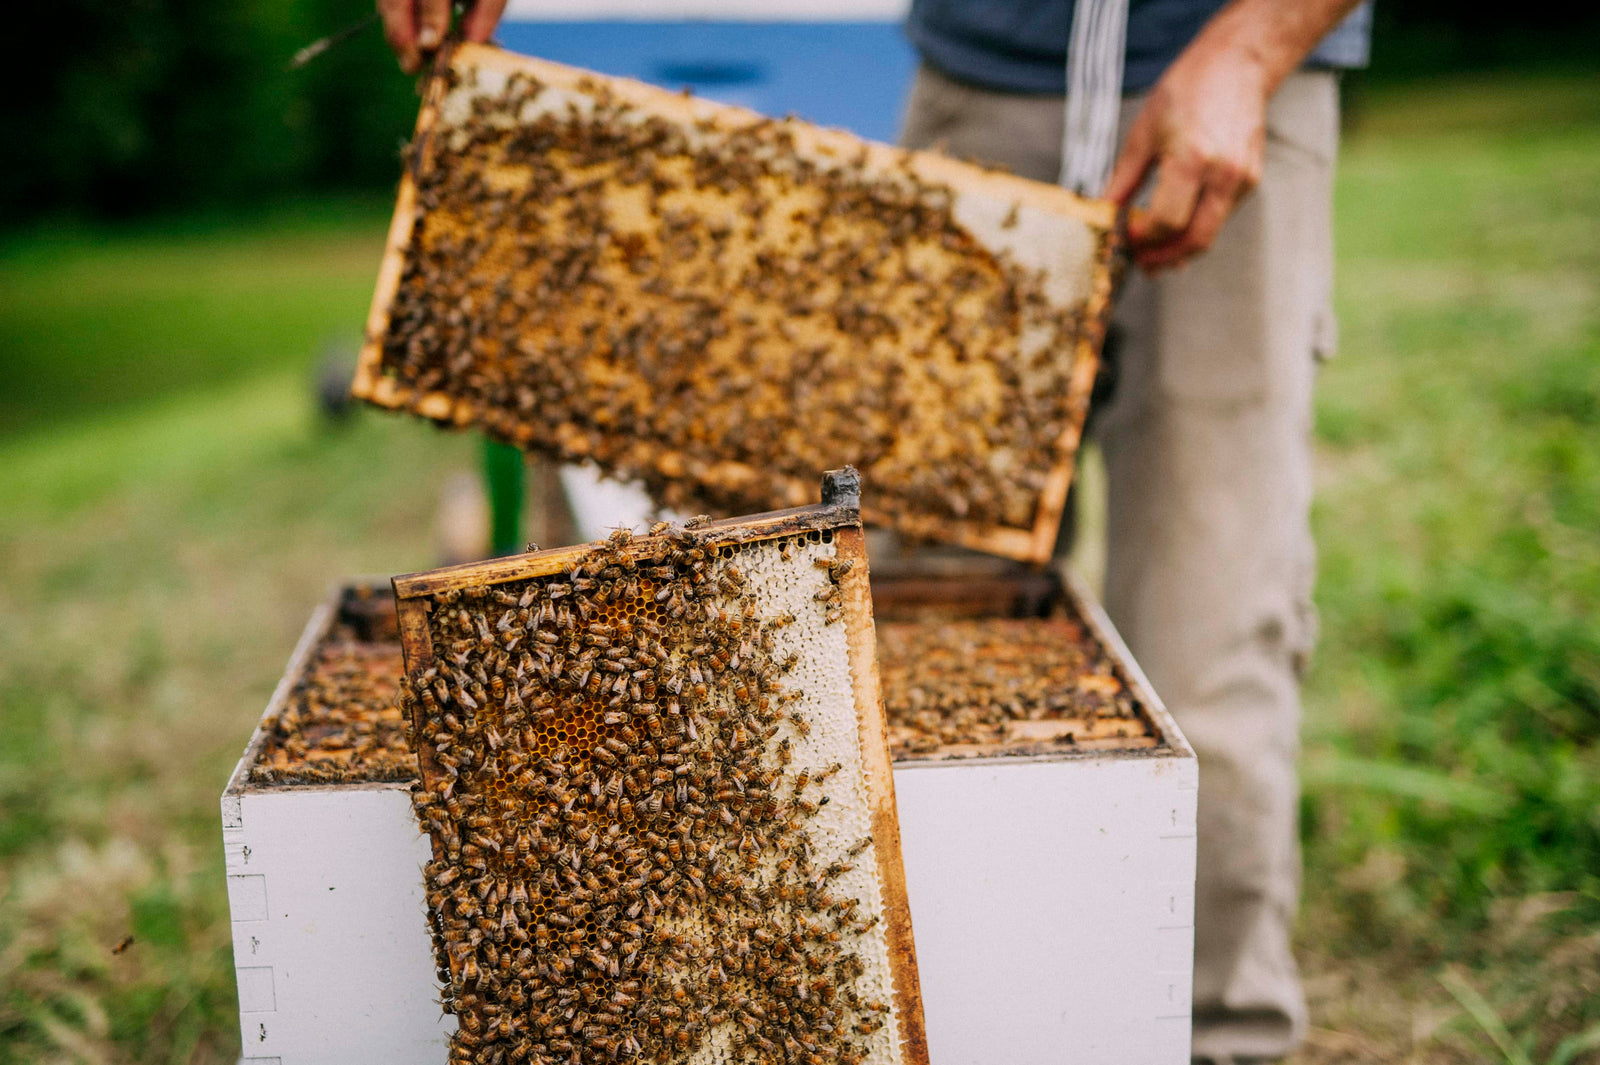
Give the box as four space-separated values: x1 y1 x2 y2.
481 436 525 556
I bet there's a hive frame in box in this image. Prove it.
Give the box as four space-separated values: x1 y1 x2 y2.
389 469 929 1065
350 42 1120 565
221 566 1195 1065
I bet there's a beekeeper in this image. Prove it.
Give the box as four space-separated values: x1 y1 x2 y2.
378 1 1373 1061
902 4 1370 1062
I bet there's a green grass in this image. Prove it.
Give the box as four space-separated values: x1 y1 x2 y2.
0 376 479 1063
1 70 1597 1065
0 197 392 441
1293 71 1600 1064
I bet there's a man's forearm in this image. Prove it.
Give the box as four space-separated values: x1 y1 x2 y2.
1182 0 1366 98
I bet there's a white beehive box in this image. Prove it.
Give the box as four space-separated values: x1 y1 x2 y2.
223 567 1194 1064
220 588 453 1063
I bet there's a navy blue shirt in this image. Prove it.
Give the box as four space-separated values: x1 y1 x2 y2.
906 0 1372 95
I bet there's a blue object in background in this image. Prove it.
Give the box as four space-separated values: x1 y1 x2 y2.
497 22 917 143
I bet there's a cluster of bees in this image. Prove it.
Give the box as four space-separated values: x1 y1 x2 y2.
251 592 1150 785
876 616 1143 755
374 64 1093 533
251 618 415 786
400 526 900 1065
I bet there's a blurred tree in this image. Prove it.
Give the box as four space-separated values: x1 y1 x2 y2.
2 0 1596 224
1 0 418 224
1369 0 1600 77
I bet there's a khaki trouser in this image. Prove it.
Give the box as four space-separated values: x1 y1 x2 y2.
902 64 1339 1063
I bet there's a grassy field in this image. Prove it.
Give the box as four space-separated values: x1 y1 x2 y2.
1295 71 1600 1065
2 72 1597 1064
0 197 392 441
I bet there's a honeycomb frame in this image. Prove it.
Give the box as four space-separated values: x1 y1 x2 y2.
390 470 929 1065
351 43 1121 565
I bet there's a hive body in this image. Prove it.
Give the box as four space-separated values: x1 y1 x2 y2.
223 568 1194 1064
221 594 453 1064
352 44 1119 563
877 569 1197 1065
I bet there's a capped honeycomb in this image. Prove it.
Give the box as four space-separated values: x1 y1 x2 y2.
250 586 416 786
353 44 1118 563
396 519 924 1065
876 615 1152 759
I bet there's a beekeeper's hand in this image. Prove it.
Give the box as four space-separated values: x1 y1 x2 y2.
380 0 508 74
1106 0 1362 273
